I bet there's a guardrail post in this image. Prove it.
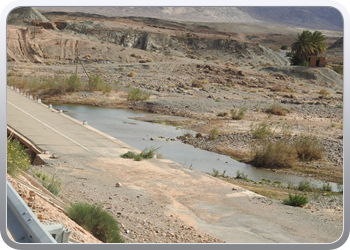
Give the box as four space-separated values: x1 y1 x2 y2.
7 181 56 243
7 181 70 243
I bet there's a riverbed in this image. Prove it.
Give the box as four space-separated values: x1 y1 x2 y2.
54 104 338 190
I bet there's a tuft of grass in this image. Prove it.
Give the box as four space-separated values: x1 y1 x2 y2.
42 171 62 196
34 171 49 182
231 107 247 120
212 168 219 177
235 170 248 180
102 83 112 94
283 193 309 207
250 122 274 139
65 202 124 243
120 146 160 161
139 146 160 159
298 181 313 192
322 182 332 192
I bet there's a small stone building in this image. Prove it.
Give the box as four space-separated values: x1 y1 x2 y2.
309 56 326 67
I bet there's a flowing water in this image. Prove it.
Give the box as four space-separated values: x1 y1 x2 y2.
54 104 339 191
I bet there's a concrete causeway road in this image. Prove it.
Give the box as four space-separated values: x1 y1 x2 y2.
7 88 343 243
7 89 134 157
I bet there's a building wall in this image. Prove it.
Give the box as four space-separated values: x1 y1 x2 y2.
309 56 326 67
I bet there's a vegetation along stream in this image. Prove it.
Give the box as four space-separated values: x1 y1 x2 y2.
54 104 339 191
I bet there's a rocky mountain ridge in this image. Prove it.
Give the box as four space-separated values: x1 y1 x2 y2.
37 6 343 31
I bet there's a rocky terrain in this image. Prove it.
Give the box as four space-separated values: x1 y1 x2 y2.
6 7 344 244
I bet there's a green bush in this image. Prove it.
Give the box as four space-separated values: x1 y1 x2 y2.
66 202 124 243
7 138 31 177
283 193 309 207
87 73 104 91
127 88 151 101
120 146 160 161
332 65 343 75
280 45 288 50
120 151 138 159
66 74 82 92
43 74 69 95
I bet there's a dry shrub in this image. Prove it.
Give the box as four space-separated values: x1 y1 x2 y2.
127 88 151 101
128 71 136 77
319 89 330 99
209 128 219 140
293 135 325 161
231 107 247 120
191 79 204 88
266 102 289 116
250 138 297 168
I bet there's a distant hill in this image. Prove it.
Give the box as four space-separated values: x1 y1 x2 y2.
237 7 343 32
328 37 343 50
7 7 49 25
37 6 343 31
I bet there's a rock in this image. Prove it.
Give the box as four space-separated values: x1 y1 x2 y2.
115 182 122 187
50 154 58 159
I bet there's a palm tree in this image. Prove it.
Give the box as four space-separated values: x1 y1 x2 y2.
291 30 314 63
291 30 327 65
310 31 327 55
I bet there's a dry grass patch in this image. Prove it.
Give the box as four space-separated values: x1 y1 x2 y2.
250 138 297 169
293 135 325 161
266 102 290 116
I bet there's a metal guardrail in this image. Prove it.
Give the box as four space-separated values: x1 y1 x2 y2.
7 181 70 243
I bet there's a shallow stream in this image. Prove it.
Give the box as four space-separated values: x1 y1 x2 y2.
54 104 339 191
